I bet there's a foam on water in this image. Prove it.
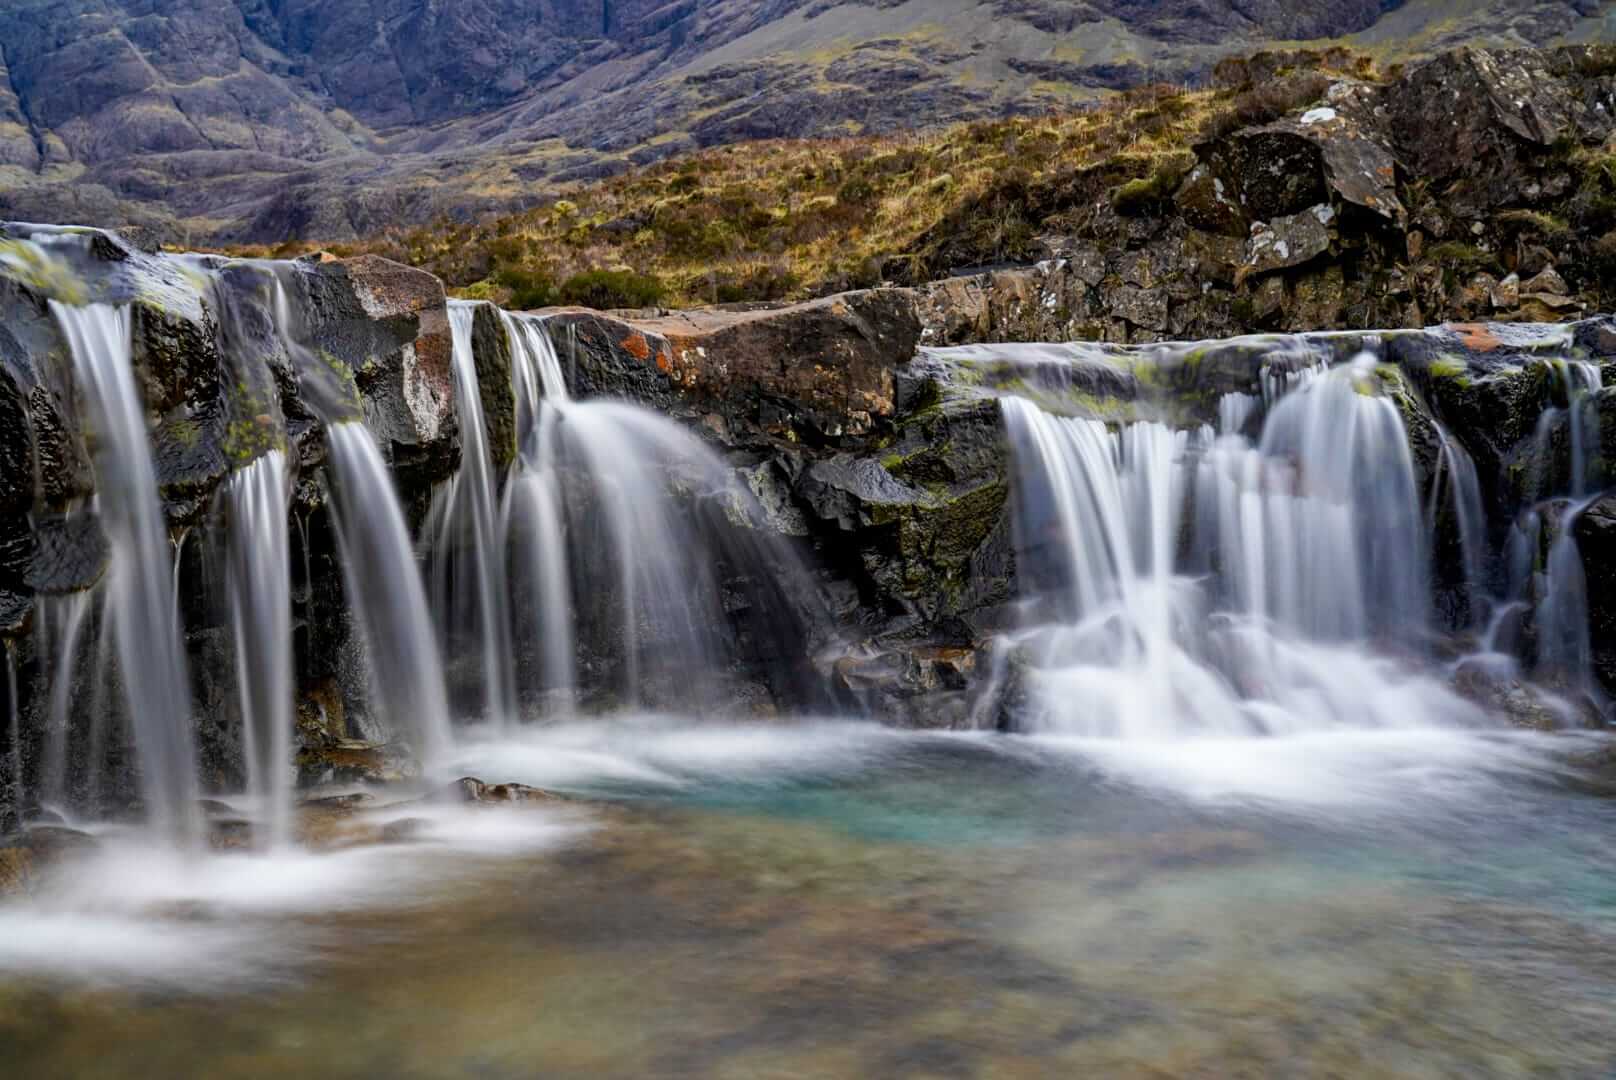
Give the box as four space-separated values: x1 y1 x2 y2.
443 715 1576 821
1031 729 1567 814
445 717 906 793
0 802 585 988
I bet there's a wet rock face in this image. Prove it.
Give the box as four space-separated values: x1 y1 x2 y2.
0 225 461 825
0 825 96 896
310 254 459 481
1575 495 1616 693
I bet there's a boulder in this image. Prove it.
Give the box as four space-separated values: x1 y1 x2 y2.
914 264 1103 346
829 642 989 729
555 288 922 447
305 253 459 481
1245 205 1334 275
1380 48 1584 215
1245 88 1402 224
0 825 97 897
1175 164 1245 237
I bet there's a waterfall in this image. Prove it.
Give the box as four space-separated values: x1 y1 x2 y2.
1490 361 1607 697
495 313 822 712
39 591 92 812
49 301 202 848
503 310 570 415
4 643 17 824
1537 507 1595 690
1001 354 1478 738
429 303 516 725
503 462 576 710
324 422 453 763
1248 355 1429 641
10 226 1609 850
220 451 294 849
499 313 577 707
1429 425 1488 629
1218 392 1258 437
1551 359 1603 498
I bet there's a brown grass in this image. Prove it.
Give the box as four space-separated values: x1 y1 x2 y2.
229 83 1243 307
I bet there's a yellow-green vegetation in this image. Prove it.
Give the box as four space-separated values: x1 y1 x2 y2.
1425 242 1503 277
227 83 1249 308
1428 357 1472 386
222 378 285 464
216 49 1391 310
1111 151 1197 216
1497 209 1571 237
0 239 88 305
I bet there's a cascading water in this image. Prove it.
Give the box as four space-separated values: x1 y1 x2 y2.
4 643 17 825
39 591 93 812
324 422 453 763
500 313 576 708
1229 355 1429 642
1428 424 1488 629
428 303 516 725
1493 360 1607 699
1001 354 1481 737
1552 359 1603 499
50 301 202 847
220 451 294 849
503 311 569 427
494 311 823 713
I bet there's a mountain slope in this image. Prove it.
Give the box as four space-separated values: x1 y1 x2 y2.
0 0 1608 242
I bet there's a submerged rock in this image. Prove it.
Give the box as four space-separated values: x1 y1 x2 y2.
0 825 96 897
295 740 419 786
436 777 566 805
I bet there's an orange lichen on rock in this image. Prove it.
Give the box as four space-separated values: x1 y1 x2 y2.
1448 323 1503 351
620 332 652 362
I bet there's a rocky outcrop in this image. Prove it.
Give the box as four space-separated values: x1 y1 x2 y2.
547 289 921 448
905 47 1616 346
0 224 460 823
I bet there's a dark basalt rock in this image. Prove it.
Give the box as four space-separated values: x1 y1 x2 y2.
546 288 922 450
466 301 518 469
1575 494 1616 694
0 224 461 824
906 47 1616 346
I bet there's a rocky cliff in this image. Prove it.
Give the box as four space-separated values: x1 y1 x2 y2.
0 1 1606 242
